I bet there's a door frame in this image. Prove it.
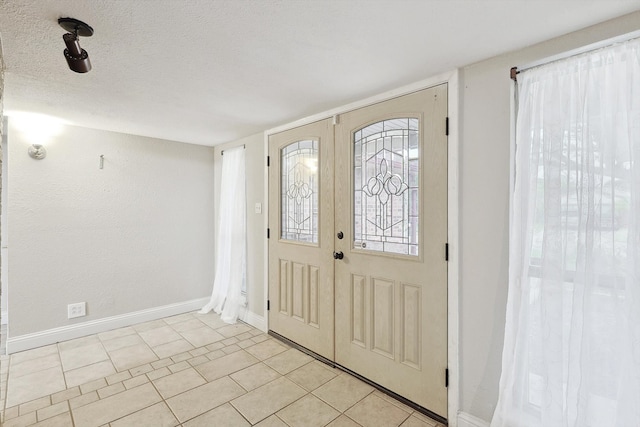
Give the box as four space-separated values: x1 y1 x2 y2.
263 69 460 427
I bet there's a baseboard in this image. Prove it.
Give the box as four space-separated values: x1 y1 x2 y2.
458 412 491 427
239 307 266 332
6 297 210 354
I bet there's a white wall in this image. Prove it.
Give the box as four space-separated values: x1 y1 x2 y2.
6 122 216 340
458 11 640 423
212 133 265 327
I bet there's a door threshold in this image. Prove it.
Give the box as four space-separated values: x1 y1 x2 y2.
268 330 448 425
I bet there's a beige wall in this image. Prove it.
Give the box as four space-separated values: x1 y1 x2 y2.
7 122 216 337
458 11 640 422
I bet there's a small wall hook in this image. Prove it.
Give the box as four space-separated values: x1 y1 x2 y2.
99 154 104 169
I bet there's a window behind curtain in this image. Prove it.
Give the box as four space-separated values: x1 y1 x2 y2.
492 39 640 427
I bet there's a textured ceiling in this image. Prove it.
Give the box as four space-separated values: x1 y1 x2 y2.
1 0 639 146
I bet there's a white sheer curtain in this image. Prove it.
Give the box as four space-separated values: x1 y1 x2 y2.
199 146 246 324
492 39 640 427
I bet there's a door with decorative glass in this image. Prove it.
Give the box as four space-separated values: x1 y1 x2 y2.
268 119 335 360
334 85 448 416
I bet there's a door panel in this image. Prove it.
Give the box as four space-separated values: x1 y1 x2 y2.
334 85 448 416
268 119 334 360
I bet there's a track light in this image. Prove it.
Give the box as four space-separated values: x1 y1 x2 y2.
58 17 94 73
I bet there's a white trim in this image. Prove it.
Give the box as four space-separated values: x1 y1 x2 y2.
1 310 7 325
263 132 270 331
5 297 209 354
263 69 460 425
458 412 491 427
239 309 266 332
447 69 461 427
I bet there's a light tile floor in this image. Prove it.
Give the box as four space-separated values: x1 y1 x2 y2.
0 312 445 427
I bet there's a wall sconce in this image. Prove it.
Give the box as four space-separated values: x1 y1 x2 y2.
28 144 47 160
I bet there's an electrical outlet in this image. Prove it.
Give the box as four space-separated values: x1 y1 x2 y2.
68 302 86 319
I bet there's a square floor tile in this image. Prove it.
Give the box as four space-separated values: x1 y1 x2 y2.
132 319 167 333
264 348 313 375
277 394 340 427
170 318 207 332
59 342 109 371
345 393 411 426
197 314 227 329
98 327 137 342
9 344 57 365
6 366 66 407
101 334 144 352
71 383 161 427
110 402 178 427
313 374 374 412
244 340 288 360
196 350 259 381
33 411 74 427
286 360 338 391
65 360 116 388
216 323 253 338
179 326 225 347
231 377 306 424
166 376 246 422
109 343 158 371
182 402 250 427
253 415 289 427
9 353 61 378
163 313 196 325
139 326 182 347
230 363 281 391
58 336 100 352
153 367 206 399
152 339 195 359
326 415 363 426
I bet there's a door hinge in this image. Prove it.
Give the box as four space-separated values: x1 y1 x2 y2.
445 368 449 387
445 117 449 136
267 300 270 311
267 228 270 239
445 243 449 261
267 156 270 167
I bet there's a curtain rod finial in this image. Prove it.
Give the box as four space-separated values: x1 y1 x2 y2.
510 67 518 81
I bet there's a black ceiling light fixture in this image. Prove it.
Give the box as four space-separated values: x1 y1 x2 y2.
58 17 93 73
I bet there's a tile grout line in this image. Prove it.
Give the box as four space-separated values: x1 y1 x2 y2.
3 314 443 427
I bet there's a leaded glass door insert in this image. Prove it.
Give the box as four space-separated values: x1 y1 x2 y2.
281 139 319 244
354 118 419 255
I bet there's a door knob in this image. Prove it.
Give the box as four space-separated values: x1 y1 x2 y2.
333 251 344 260
337 231 344 239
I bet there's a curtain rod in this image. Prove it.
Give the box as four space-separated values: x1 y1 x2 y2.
510 30 640 82
221 144 245 155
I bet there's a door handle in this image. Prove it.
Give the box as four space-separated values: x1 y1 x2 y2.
333 251 344 260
